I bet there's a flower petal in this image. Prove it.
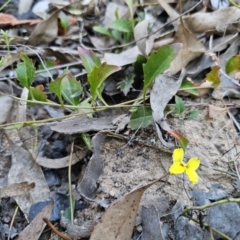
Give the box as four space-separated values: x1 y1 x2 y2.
173 148 184 163
185 168 199 184
186 157 200 170
169 162 185 174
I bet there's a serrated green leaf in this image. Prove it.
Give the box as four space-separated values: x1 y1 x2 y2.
29 86 47 102
206 66 221 87
175 96 185 115
93 25 112 38
225 55 240 74
143 46 177 99
78 47 101 75
166 129 189 151
88 63 121 102
110 19 132 33
129 106 153 130
188 110 200 120
180 79 199 96
117 73 135 96
37 60 57 78
16 53 35 89
61 74 82 106
48 76 65 106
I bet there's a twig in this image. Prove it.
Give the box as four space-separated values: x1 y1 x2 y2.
43 218 71 240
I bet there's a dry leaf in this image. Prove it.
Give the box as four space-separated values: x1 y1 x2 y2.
134 19 154 57
35 150 87 169
17 203 53 240
0 182 35 199
77 132 106 198
142 206 164 240
184 7 240 34
6 89 52 219
90 174 168 240
150 71 184 148
104 46 141 66
169 19 205 75
208 105 227 119
0 96 13 124
28 10 60 45
0 13 41 26
51 115 116 134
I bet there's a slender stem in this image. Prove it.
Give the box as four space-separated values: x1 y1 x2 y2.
69 142 74 224
0 0 11 11
183 213 231 240
183 198 240 214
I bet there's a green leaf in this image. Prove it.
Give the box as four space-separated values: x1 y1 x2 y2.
59 15 70 31
111 29 122 43
180 79 199 96
48 75 65 106
225 55 240 74
110 19 132 33
37 60 57 78
129 106 153 130
175 96 185 115
117 73 135 96
125 0 134 21
188 110 200 120
93 25 112 38
143 46 177 99
78 47 101 75
88 63 121 102
61 74 83 106
166 129 189 151
206 66 221 87
63 195 75 221
16 53 35 89
0 57 7 68
134 54 147 75
81 133 93 151
29 86 47 102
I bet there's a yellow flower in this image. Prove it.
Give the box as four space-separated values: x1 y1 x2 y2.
169 148 200 184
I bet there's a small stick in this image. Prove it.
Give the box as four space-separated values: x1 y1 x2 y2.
43 218 71 240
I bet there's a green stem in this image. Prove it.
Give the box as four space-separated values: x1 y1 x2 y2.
0 0 11 11
183 213 231 240
183 198 240 214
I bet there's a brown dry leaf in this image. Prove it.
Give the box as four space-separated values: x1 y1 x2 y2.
0 182 35 199
184 7 240 34
51 115 116 134
90 174 168 240
51 0 96 16
208 105 227 119
0 53 21 72
169 19 205 74
28 10 60 45
0 13 41 26
157 0 180 30
17 203 53 240
35 150 87 169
